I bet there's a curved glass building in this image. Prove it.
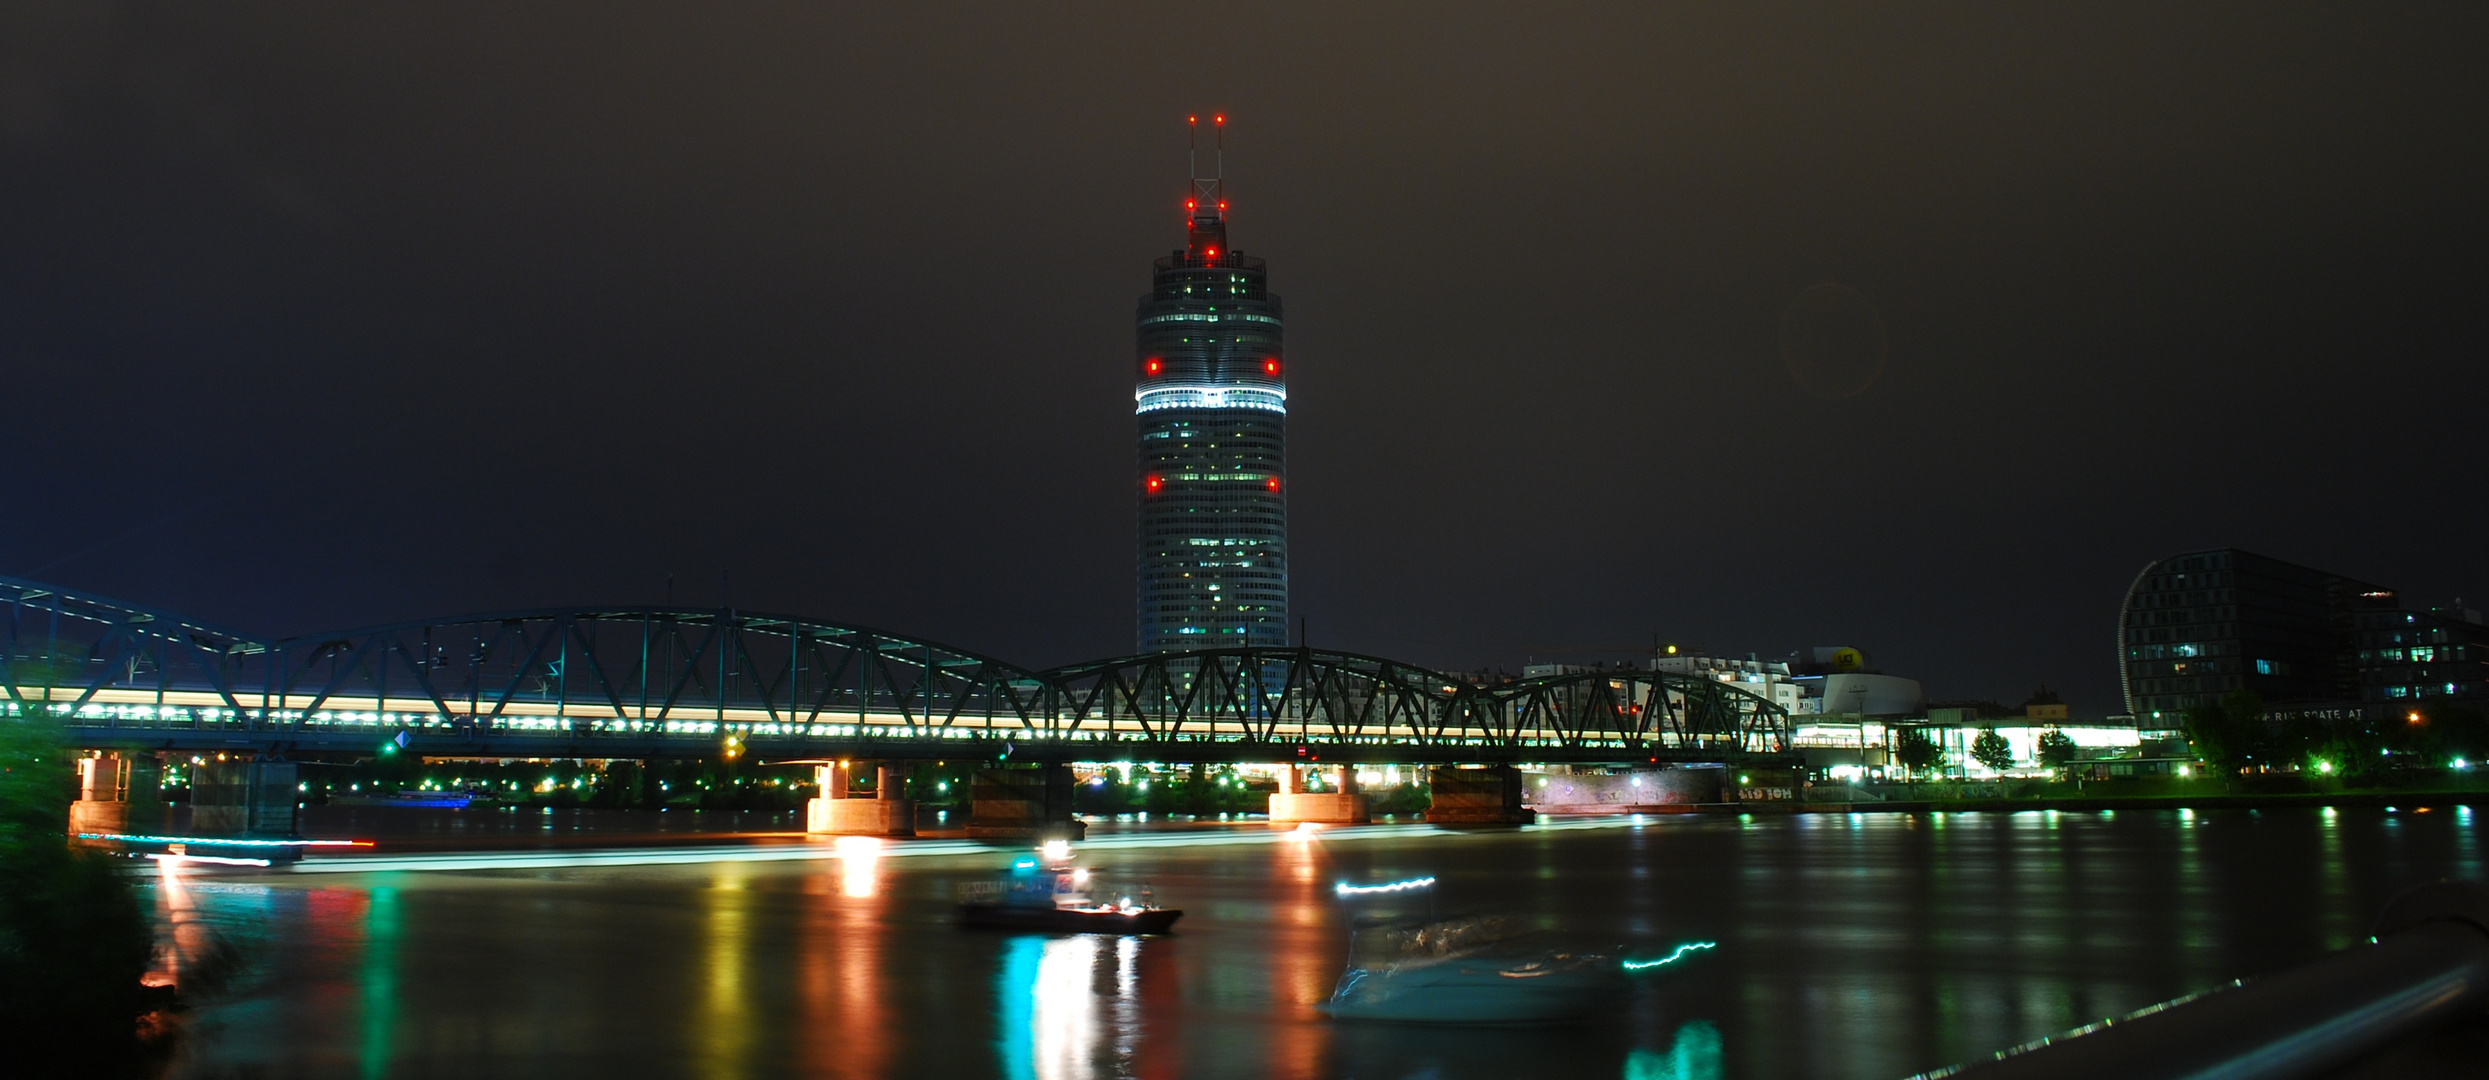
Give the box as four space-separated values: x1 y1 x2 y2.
1135 119 1288 652
2117 548 2389 718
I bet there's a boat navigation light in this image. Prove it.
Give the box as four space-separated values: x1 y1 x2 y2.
1622 941 1718 971
1335 876 1436 896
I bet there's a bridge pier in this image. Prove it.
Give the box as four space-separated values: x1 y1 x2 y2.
1527 765 1726 812
807 762 916 836
1424 765 1534 825
968 764 1084 841
191 759 298 836
68 753 163 839
1268 763 1369 825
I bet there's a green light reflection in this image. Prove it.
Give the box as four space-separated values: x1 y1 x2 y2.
360 886 399 1080
1624 1020 1723 1080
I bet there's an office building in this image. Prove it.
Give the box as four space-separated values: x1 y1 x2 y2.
2117 548 2394 719
2358 601 2489 706
1135 116 1289 652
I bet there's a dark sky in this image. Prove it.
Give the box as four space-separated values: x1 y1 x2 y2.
4 4 2483 714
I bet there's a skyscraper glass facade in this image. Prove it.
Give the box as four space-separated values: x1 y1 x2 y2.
2357 605 2489 705
1135 134 1287 653
2117 548 2391 718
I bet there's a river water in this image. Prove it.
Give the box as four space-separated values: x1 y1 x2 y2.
151 806 2486 1080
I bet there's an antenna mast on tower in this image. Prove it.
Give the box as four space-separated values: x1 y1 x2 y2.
1185 113 1229 260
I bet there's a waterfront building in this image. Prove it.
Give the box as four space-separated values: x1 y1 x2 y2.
2357 601 2489 707
2117 548 2394 720
2020 688 2069 722
1648 653 1807 716
1784 646 1925 718
1135 115 1289 652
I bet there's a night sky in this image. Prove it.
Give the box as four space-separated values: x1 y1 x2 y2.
5 5 2483 714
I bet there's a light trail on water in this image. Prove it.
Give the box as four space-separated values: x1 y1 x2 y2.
258 815 1661 875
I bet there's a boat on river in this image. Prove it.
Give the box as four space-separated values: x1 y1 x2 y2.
955 843 1182 934
1321 914 1623 1023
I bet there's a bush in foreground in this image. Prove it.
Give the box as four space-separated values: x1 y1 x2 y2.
0 719 159 1047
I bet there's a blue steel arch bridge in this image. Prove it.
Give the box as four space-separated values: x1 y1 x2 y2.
1 576 1793 766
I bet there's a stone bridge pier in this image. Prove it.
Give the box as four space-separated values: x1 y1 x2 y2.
1267 763 1369 825
807 761 916 836
191 759 298 836
967 763 1084 841
1424 765 1535 824
68 753 163 837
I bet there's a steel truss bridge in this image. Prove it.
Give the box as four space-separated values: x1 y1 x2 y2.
2 576 1792 766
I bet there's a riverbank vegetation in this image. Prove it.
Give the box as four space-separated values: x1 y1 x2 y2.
2180 691 2486 784
0 719 163 1062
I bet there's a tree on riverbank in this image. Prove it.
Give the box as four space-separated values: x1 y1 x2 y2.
0 718 157 1048
1971 727 2014 771
2036 729 2077 775
2183 690 2265 779
1894 728 1944 779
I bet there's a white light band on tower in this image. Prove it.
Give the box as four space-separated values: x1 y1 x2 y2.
1135 386 1287 414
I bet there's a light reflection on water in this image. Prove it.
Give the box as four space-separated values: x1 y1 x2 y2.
360 887 398 1080
701 875 751 1080
998 936 1102 1080
157 808 2479 1080
1625 1021 1724 1080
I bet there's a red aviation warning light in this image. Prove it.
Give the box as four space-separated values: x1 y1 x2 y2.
1263 358 1280 376
1184 111 1229 261
1265 477 1281 492
1146 474 1164 494
1145 358 1163 376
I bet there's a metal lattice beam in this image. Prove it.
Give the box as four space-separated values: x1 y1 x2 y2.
7 577 1792 763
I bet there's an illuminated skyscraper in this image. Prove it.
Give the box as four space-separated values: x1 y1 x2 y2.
1135 115 1288 652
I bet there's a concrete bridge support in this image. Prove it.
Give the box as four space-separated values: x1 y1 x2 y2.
807 762 916 836
68 753 163 838
191 759 297 836
1528 766 1724 813
1267 763 1369 825
1425 765 1534 824
968 763 1084 841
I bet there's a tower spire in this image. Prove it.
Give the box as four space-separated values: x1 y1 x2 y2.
1185 113 1228 262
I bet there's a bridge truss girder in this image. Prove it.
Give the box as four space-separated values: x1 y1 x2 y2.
5 577 1793 764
